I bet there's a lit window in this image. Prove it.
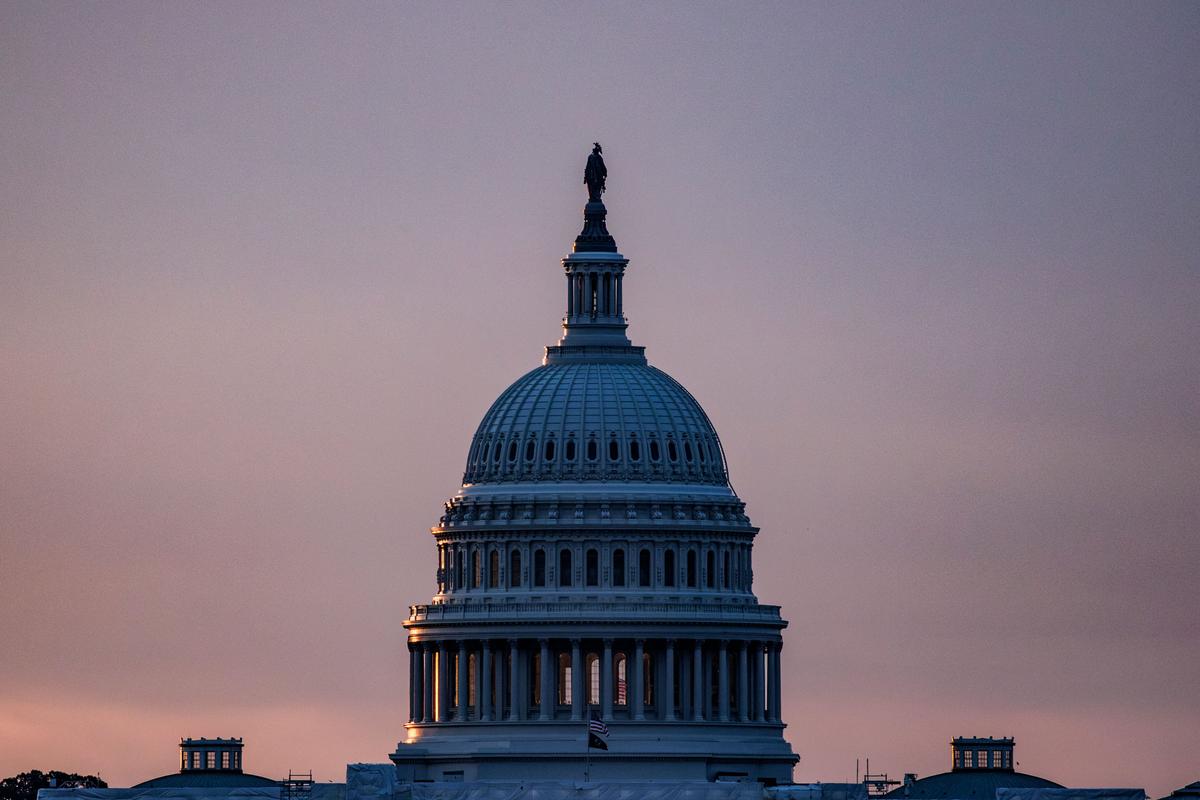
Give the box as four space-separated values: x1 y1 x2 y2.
472 551 482 588
587 654 600 704
207 752 216 769
221 752 230 769
616 654 627 705
558 653 572 704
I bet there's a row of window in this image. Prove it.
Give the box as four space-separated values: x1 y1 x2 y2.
437 543 751 593
181 751 239 770
953 749 1011 769
470 433 721 469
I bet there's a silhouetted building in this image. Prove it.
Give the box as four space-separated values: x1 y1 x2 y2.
883 737 1061 799
1160 783 1200 800
133 738 278 788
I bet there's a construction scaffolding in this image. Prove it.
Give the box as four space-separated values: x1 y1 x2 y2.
281 772 313 800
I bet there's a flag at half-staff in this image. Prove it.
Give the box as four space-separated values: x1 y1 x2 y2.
588 712 609 750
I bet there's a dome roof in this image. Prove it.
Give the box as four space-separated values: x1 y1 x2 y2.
882 770 1062 799
462 361 728 487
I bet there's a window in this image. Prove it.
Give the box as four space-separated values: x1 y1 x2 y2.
510 549 522 588
492 441 502 462
664 549 676 587
489 550 500 588
534 549 546 587
544 440 556 461
560 548 573 587
608 439 619 461
192 752 201 769
642 652 654 705
706 550 716 588
558 653 573 704
525 439 536 461
684 441 694 462
587 439 598 461
221 752 230 769
667 440 678 462
468 654 477 706
615 653 627 705
586 549 599 586
457 554 465 591
507 440 518 461
565 439 576 461
532 652 541 706
687 550 697 588
697 439 706 462
612 548 626 586
587 654 600 704
639 548 652 587
649 439 660 462
723 551 730 589
207 752 216 769
181 752 187 770
629 439 640 461
472 550 482 588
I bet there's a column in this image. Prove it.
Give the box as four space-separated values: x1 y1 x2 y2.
455 641 469 721
767 641 781 723
508 639 522 721
570 639 583 721
601 638 613 719
718 640 730 722
539 638 552 720
692 640 704 721
493 642 504 720
632 639 644 720
680 646 692 721
422 644 435 723
481 642 492 721
436 642 450 722
752 642 765 722
566 272 573 318
664 639 676 721
616 274 623 317
773 641 784 723
408 644 418 723
737 641 749 722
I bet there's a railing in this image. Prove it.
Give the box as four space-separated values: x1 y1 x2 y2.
407 600 783 623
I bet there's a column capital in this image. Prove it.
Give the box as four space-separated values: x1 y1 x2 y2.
538 637 550 646
507 638 519 648
458 640 468 652
570 637 582 645
634 637 645 646
665 638 676 647
602 637 614 646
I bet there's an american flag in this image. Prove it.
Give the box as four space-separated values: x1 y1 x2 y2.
589 713 609 736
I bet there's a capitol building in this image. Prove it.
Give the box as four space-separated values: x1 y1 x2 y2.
391 145 798 785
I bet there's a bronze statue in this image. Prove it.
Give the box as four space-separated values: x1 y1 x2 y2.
584 142 607 201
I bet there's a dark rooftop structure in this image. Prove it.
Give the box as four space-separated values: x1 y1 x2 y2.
1160 783 1200 800
883 736 1062 799
133 738 278 788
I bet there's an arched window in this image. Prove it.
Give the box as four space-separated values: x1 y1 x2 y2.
525 439 536 461
723 551 731 589
629 439 640 462
558 653 573 705
508 440 518 462
586 439 598 461
612 548 626 587
472 550 482 588
667 440 679 462
587 654 600 704
534 549 546 587
697 438 706 462
687 550 697 588
510 549 522 588
489 550 500 588
649 439 661 462
639 548 652 587
684 441 694 462
615 653 628 705
559 548 573 587
706 550 716 589
664 549 676 587
586 548 599 586
492 441 502 462
544 440 556 461
608 439 619 461
565 439 576 461
468 654 477 706
457 552 466 590
531 651 542 708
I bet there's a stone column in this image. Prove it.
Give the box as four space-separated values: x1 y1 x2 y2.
408 644 418 723
692 640 704 721
481 642 492 721
508 639 522 721
767 641 781 723
632 639 644 720
664 639 676 721
539 638 552 720
455 641 469 721
718 640 730 722
423 644 435 723
601 638 614 719
493 642 505 720
752 642 765 722
570 639 583 721
737 641 749 722
437 642 450 722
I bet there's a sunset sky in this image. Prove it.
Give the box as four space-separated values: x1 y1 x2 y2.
1 3 1197 796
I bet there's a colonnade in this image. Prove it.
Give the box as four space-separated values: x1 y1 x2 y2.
566 268 623 320
407 636 783 726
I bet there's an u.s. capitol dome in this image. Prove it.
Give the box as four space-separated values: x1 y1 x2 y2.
393 148 798 785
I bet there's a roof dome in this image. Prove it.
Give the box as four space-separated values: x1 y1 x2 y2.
462 361 728 487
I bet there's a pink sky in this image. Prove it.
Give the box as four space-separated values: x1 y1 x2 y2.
1 3 1197 797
